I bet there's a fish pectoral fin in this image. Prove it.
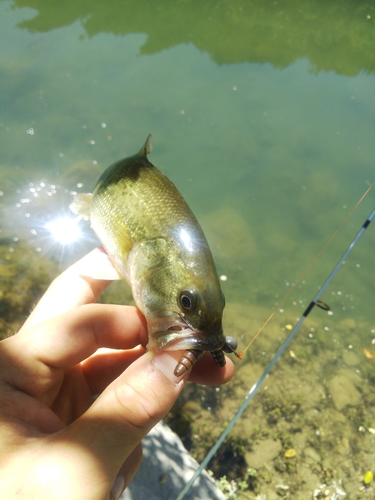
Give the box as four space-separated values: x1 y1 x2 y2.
70 193 93 218
77 248 123 280
128 238 171 281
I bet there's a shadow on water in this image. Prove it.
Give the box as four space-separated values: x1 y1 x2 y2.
7 0 375 75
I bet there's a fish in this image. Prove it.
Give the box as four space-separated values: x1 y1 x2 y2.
70 135 231 376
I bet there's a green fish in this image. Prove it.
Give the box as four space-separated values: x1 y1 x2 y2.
71 135 232 376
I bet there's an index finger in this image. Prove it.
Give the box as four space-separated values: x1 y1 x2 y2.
21 248 115 330
2 304 148 401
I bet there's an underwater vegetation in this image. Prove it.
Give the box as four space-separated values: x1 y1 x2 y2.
0 240 58 339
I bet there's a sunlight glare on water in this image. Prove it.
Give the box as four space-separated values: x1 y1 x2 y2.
45 216 82 245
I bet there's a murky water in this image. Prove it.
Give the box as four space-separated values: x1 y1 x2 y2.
1 1 375 498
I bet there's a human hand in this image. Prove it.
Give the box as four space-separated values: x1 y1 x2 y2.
0 248 234 499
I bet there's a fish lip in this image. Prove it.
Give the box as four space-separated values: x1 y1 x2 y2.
149 330 226 353
146 313 226 352
168 330 226 351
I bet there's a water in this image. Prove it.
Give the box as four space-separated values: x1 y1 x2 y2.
1 1 374 497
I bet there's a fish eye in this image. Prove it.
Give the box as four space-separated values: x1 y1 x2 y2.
179 289 198 312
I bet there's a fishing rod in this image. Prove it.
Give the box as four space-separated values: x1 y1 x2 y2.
176 193 375 500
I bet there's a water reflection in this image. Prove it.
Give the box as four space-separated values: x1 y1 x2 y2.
8 0 375 75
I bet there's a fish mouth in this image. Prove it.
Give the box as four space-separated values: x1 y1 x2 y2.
146 316 226 353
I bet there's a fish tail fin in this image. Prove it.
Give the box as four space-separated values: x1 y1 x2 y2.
138 134 152 157
70 193 93 218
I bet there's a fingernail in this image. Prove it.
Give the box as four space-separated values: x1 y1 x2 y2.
110 475 125 500
152 351 187 386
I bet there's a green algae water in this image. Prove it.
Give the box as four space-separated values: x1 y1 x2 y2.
1 1 374 498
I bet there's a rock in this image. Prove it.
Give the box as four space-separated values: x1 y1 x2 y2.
296 464 320 492
122 421 225 500
342 350 360 367
322 408 347 424
245 438 282 469
335 368 363 391
304 447 321 463
336 436 351 455
338 318 356 332
328 373 361 411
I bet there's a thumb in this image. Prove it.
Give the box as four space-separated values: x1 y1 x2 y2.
110 444 143 499
64 350 187 480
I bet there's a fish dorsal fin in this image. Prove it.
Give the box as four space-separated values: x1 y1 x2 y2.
138 134 152 157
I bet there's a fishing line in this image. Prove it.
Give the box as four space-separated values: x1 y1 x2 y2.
176 200 375 500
